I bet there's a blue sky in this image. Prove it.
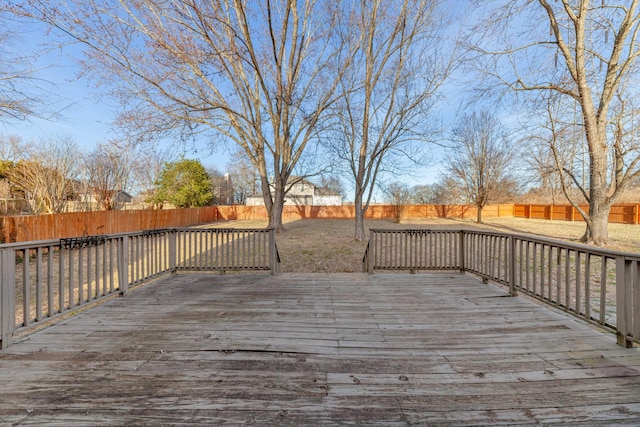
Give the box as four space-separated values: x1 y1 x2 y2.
2 19 229 171
2 11 449 200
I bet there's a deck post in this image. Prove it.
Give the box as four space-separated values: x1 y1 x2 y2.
458 231 465 273
368 230 375 274
615 256 634 348
168 229 177 273
118 236 130 296
508 236 517 296
0 248 16 349
268 229 277 274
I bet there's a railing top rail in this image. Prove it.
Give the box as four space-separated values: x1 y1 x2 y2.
175 227 275 232
0 231 139 250
369 228 640 261
0 227 277 250
369 228 461 233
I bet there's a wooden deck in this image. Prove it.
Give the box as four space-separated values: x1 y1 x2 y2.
1 272 640 426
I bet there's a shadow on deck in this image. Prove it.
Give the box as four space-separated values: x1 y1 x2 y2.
1 272 640 425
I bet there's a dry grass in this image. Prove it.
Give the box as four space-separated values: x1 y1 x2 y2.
480 217 640 253
210 217 640 273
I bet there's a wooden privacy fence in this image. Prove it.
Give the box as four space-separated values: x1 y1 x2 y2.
363 229 640 348
2 204 510 243
0 228 279 349
0 206 220 243
4 202 640 244
514 204 640 224
216 204 513 221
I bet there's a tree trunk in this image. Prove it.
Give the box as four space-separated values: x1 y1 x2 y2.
354 192 366 241
581 199 610 246
259 169 286 233
268 199 285 232
476 205 483 224
267 181 286 233
581 119 611 246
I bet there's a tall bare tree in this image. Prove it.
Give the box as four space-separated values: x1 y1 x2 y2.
467 0 640 245
444 110 518 223
9 0 350 231
328 0 453 240
83 145 132 211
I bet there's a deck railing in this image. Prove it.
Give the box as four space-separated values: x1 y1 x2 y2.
364 228 640 348
0 228 279 349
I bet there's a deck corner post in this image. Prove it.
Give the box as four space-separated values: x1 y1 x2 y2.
458 230 465 274
268 228 277 274
615 256 633 348
1 248 16 349
118 236 130 296
508 236 517 296
168 229 177 273
367 230 375 274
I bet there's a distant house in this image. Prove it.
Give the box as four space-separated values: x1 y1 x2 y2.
69 189 134 211
245 178 342 206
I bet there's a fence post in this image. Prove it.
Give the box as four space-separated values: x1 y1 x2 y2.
118 236 130 296
168 229 177 273
615 256 634 348
0 248 16 349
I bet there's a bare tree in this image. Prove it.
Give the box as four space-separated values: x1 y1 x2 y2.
7 136 79 213
318 175 346 198
411 184 436 204
328 0 453 240
9 0 350 231
467 0 640 245
430 176 465 218
226 149 259 205
0 133 30 162
383 181 412 223
128 146 171 208
83 145 132 211
432 177 464 205
444 110 518 223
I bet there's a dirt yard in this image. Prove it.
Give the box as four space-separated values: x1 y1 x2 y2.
206 217 640 273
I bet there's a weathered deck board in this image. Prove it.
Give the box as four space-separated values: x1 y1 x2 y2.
1 272 640 426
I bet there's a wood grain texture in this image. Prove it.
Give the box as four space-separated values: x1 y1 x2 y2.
1 272 640 426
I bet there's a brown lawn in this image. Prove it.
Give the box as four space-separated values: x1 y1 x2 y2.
204 217 640 273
